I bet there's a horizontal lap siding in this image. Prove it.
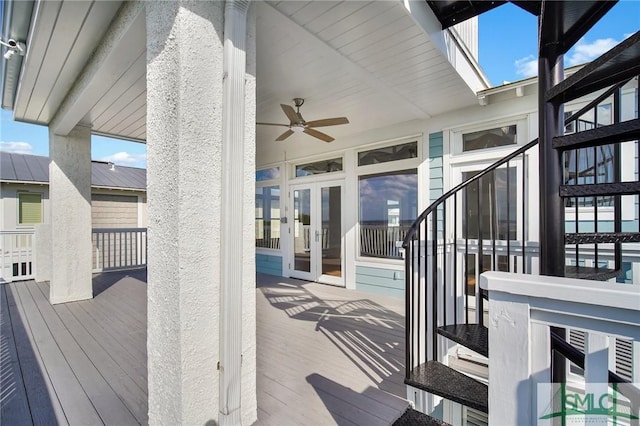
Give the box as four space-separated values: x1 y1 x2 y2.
256 254 282 276
91 194 138 228
355 266 404 298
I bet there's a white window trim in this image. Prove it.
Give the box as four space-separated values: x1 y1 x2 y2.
448 116 529 160
256 163 284 254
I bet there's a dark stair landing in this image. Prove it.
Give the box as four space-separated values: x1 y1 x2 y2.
437 324 488 357
393 408 451 426
405 360 488 414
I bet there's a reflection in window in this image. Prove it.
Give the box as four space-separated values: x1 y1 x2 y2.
462 168 517 241
256 167 280 182
563 145 615 207
255 186 280 249
462 125 516 152
295 158 343 177
358 141 417 166
359 170 417 258
564 103 612 134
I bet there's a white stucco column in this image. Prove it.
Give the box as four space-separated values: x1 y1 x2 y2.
146 1 256 424
48 124 92 304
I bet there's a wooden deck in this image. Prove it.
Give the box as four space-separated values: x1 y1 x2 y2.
1 271 408 425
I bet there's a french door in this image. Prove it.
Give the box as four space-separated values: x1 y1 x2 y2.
289 180 344 286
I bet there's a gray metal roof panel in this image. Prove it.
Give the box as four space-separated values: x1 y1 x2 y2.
0 153 146 189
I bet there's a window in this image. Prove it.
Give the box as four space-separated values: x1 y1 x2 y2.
295 158 342 177
358 141 417 166
461 168 517 241
255 186 280 249
462 125 517 152
359 170 417 259
18 193 42 224
256 167 280 182
563 145 615 207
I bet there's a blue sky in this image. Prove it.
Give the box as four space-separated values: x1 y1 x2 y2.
479 1 640 86
1 1 638 167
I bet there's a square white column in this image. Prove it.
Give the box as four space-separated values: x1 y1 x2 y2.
146 1 256 424
49 124 93 304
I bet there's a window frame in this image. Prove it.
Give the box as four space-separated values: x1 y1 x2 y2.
356 168 419 263
255 165 283 254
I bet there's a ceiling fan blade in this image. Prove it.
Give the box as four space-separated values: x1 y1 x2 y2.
275 129 294 141
256 122 290 127
304 128 334 143
280 104 299 123
305 117 349 128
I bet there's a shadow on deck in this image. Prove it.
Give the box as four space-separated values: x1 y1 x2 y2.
1 271 408 425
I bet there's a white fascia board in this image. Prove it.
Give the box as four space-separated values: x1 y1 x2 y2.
402 0 490 93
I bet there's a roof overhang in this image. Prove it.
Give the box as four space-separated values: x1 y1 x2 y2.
2 1 489 144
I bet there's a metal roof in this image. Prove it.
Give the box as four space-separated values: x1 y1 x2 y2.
0 152 146 190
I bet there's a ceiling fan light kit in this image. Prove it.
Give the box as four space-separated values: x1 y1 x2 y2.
257 98 349 143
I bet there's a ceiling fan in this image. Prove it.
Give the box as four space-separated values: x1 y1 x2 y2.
257 98 349 142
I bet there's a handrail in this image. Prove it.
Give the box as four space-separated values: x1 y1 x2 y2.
402 78 631 248
550 331 630 386
403 138 539 247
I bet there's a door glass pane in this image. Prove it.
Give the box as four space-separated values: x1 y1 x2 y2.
462 168 517 240
293 189 311 273
321 186 342 277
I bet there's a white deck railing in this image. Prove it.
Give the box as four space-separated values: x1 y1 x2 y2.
0 230 36 283
92 228 147 272
480 271 640 425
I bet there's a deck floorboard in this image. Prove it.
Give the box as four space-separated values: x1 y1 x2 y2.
2 271 408 425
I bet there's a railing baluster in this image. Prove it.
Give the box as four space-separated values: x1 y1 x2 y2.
405 239 412 378
491 170 497 271
575 149 580 269
432 206 438 361
453 193 458 324
506 160 511 272
465 185 470 324
477 178 484 326
522 152 527 274
442 201 447 327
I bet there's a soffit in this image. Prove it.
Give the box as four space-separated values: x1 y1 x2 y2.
11 0 478 144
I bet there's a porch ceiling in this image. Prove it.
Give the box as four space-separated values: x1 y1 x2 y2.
6 0 479 144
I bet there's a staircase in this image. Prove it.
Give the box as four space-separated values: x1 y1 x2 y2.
404 1 640 423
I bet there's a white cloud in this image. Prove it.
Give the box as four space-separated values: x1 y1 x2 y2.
514 55 538 78
566 37 619 66
99 151 146 168
0 141 34 154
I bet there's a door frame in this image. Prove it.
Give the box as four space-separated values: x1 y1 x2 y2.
288 179 345 286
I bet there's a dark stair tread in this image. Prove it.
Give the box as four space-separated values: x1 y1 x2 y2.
565 232 640 244
565 265 620 281
546 31 640 104
437 324 488 358
560 181 640 198
405 360 488 413
392 408 451 426
552 118 640 151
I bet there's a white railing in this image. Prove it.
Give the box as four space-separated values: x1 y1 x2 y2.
360 224 411 258
480 271 640 426
0 230 36 283
92 228 147 272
